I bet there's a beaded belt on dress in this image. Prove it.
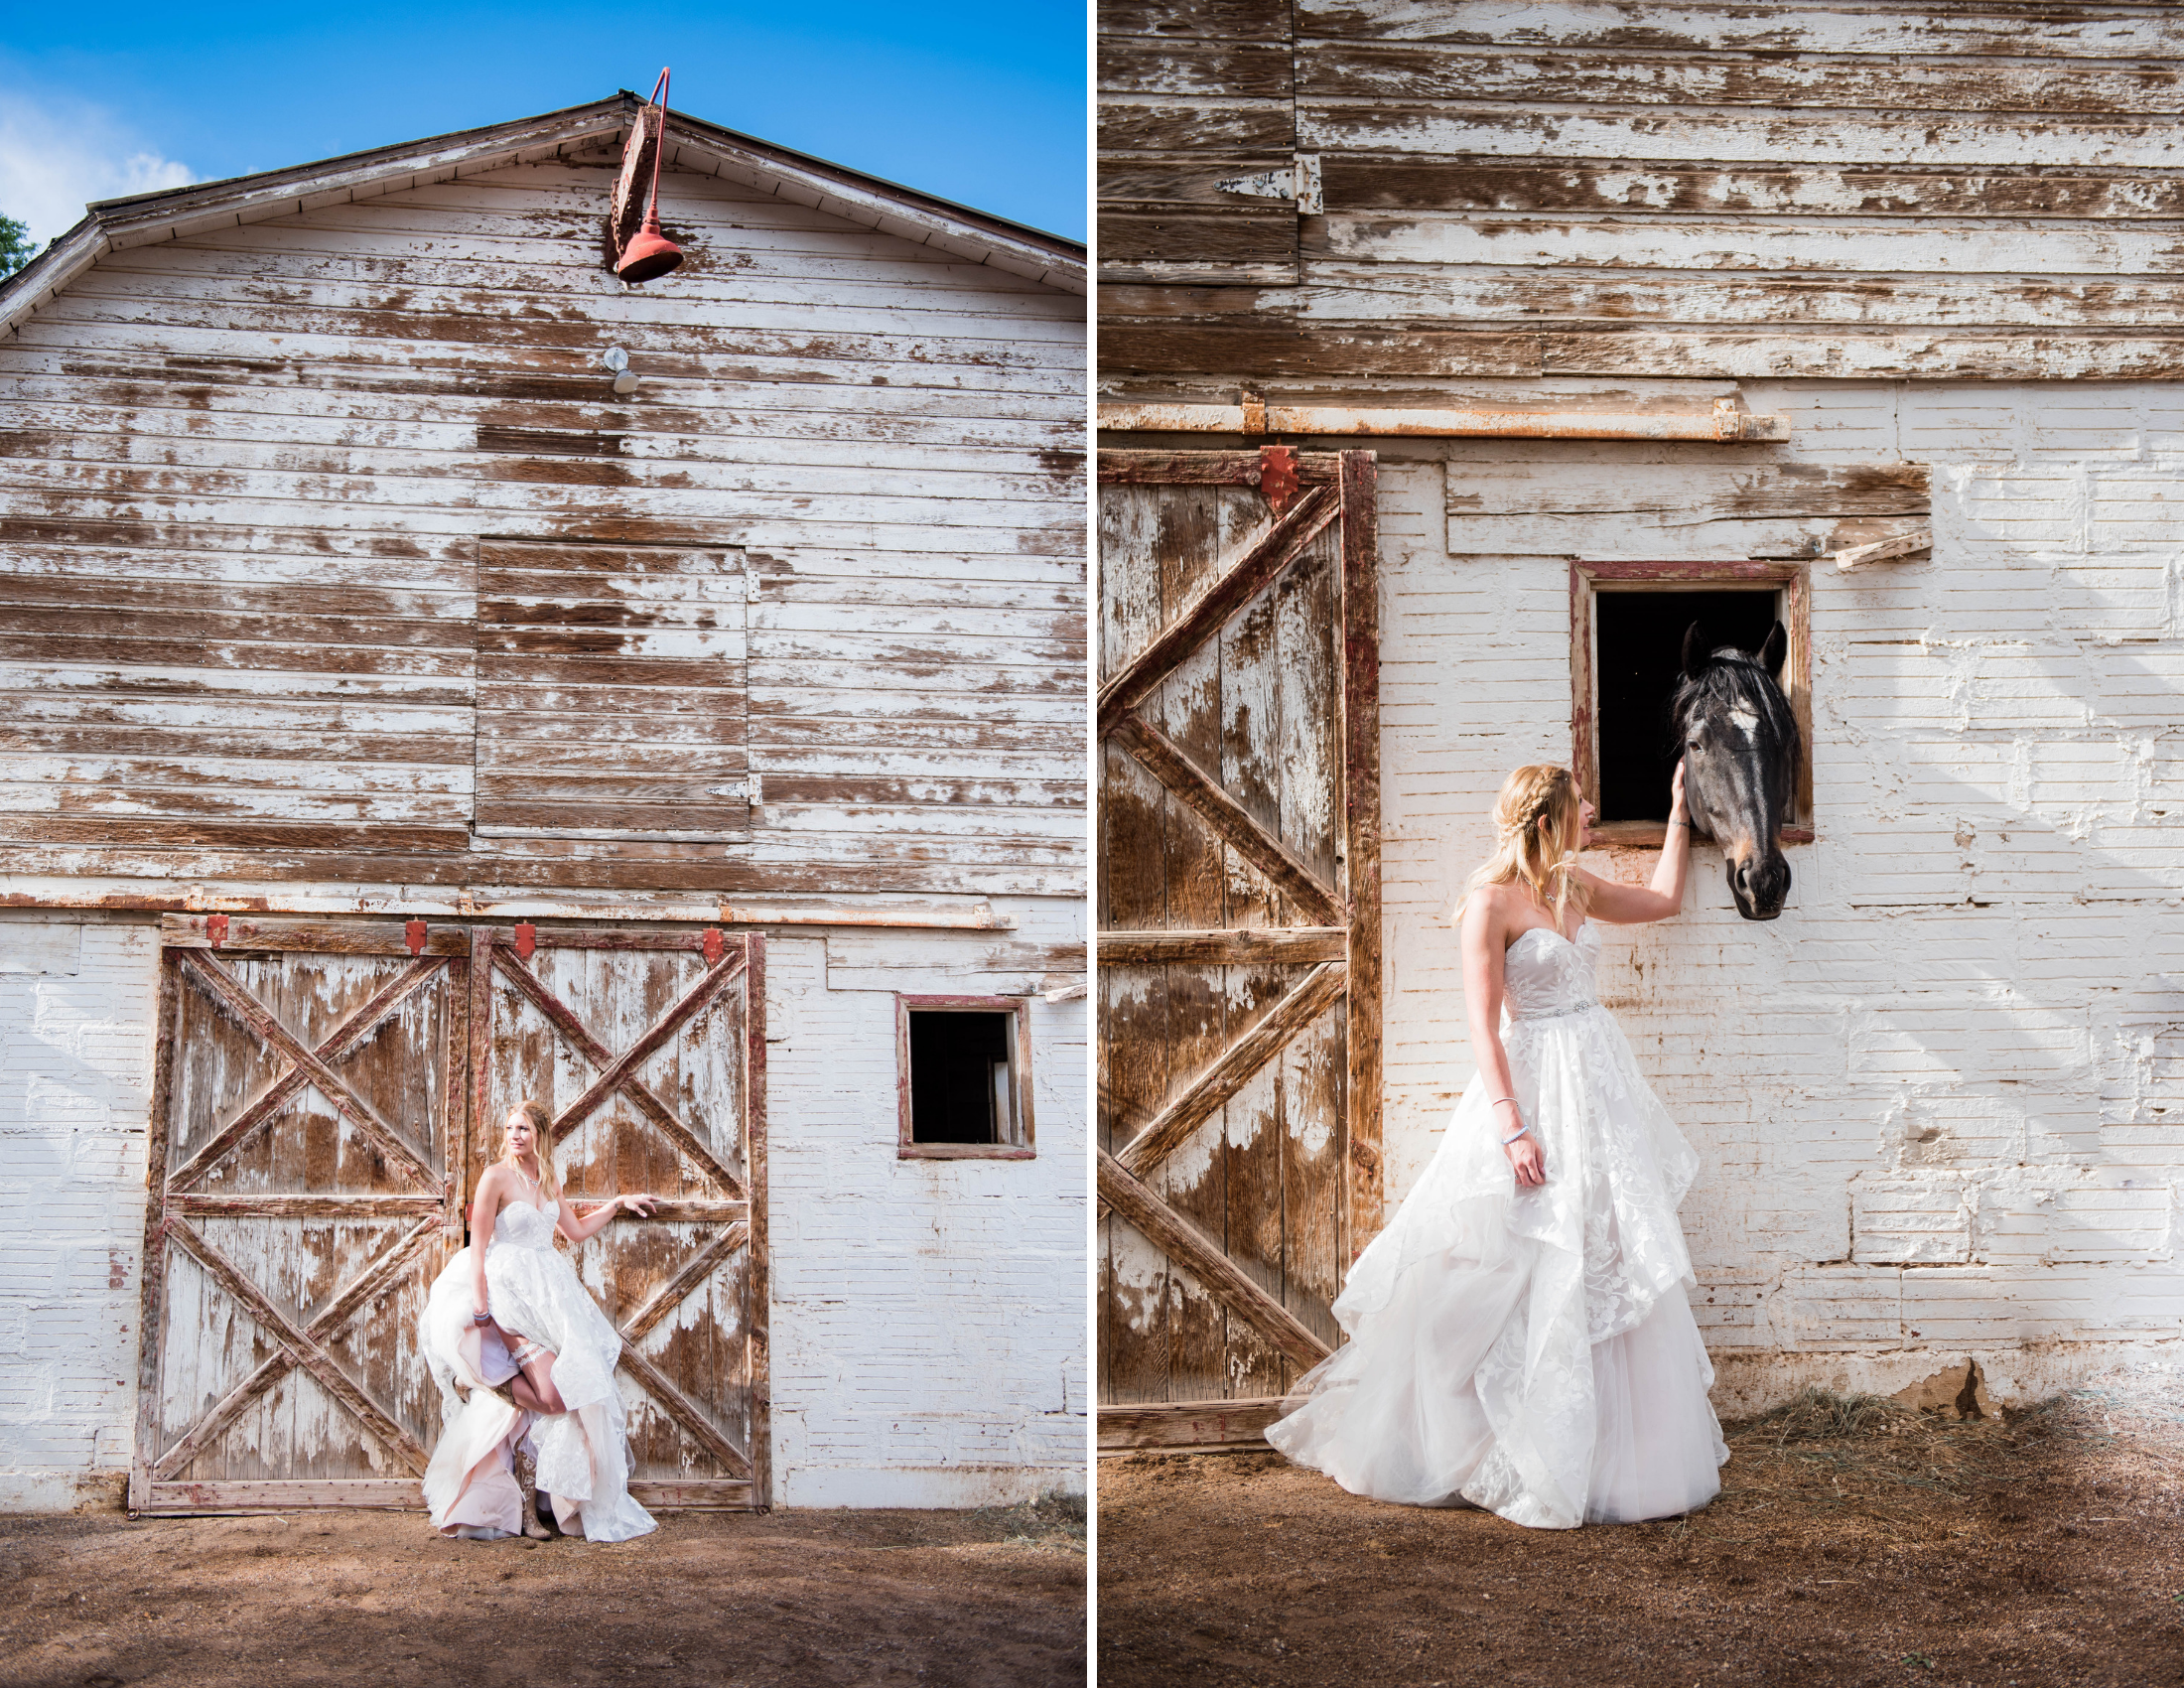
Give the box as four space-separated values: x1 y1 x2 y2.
1508 999 1600 1023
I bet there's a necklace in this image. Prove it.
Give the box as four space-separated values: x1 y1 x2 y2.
512 1157 541 1199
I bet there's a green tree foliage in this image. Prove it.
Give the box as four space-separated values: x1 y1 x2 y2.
0 214 39 280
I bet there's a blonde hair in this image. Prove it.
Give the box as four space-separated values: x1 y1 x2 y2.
1459 764 1591 928
499 1098 561 1200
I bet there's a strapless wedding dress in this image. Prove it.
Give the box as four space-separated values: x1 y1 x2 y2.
1267 921 1727 1528
419 1196 656 1543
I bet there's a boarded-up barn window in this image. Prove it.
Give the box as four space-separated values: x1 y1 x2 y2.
896 995 1033 1161
1571 560 1813 846
475 541 750 845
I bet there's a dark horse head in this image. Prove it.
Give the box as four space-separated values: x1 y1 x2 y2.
1673 621 1798 920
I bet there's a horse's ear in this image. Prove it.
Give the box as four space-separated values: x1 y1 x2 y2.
1759 621 1788 674
1681 621 1709 679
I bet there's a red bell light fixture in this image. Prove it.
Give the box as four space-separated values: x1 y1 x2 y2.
615 69 684 284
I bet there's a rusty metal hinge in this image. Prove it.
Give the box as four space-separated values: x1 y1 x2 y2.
1215 154 1322 215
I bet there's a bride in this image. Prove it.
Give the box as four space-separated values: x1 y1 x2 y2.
419 1100 660 1543
1267 762 1727 1528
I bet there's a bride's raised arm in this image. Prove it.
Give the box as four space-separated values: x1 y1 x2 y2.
1580 761 1692 926
554 1191 660 1245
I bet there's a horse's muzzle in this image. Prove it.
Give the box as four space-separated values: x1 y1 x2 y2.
1727 850 1792 920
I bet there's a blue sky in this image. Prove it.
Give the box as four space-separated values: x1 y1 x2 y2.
0 1 1086 248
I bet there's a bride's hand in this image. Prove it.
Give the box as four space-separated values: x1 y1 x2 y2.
1670 758 1688 817
1504 1134 1546 1189
620 1194 659 1217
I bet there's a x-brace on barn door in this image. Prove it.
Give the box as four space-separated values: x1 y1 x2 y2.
1097 447 1381 1454
133 915 766 1514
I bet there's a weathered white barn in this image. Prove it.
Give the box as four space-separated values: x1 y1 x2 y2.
0 92 1087 1511
1095 0 2184 1446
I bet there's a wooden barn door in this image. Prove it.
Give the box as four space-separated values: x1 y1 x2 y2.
133 915 472 1513
1096 448 1381 1453
470 925 768 1510
134 916 768 1513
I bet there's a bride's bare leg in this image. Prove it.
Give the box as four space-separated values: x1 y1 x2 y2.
499 1333 566 1415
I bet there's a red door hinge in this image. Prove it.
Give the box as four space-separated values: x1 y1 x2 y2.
205 913 228 949
1259 443 1299 515
702 927 725 967
514 922 537 961
405 918 427 956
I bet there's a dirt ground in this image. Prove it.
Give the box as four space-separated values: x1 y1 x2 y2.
1098 1365 2184 1688
0 1494 1085 1688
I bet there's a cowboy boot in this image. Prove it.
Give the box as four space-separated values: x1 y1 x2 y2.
512 1447 552 1540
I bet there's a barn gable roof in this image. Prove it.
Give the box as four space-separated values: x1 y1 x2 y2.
0 90 1086 337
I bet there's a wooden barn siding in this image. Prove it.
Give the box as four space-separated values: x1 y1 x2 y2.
1372 380 2184 1409
1098 0 2184 390
0 158 1086 898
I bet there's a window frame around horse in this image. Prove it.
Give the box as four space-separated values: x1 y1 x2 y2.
1568 557 1815 849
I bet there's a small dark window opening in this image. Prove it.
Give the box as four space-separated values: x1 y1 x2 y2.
898 1000 1032 1159
1595 588 1780 823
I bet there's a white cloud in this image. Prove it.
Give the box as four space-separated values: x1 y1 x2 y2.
0 92 198 250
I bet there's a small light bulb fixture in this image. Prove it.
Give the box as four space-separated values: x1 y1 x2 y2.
603 346 639 394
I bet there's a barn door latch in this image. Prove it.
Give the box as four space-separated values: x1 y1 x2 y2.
1259 444 1300 514
514 922 537 961
405 918 428 956
205 913 227 949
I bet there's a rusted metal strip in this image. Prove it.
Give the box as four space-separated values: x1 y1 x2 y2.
168 955 447 1194
616 1345 752 1478
1113 713 1345 927
1096 927 1347 965
14 891 1016 931
162 1218 434 1478
174 951 441 1192
618 1222 751 1347
1114 961 1349 1180
1097 1149 1331 1373
487 943 747 1199
1097 401 1792 442
1096 483 1340 738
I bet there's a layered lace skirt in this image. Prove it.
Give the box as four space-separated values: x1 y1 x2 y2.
1267 1003 1727 1528
419 1222 657 1543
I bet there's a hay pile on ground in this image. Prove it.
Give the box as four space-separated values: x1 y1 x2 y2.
1098 1362 2184 1687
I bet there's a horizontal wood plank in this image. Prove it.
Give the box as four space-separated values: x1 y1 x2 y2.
1098 1397 1285 1452
1097 926 1347 964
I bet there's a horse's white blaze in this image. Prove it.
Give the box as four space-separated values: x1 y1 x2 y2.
1727 705 1759 741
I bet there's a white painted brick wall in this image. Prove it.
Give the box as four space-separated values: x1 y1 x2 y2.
766 900 1087 1506
0 919 158 1509
1378 379 2184 1408
0 908 1086 1512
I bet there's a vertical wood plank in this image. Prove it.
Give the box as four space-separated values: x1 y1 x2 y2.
442 956 469 1233
130 953 185 1512
745 933 771 1510
467 927 494 1226
1153 485 1230 1400
1340 450 1385 1263
1221 961 1288 1398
